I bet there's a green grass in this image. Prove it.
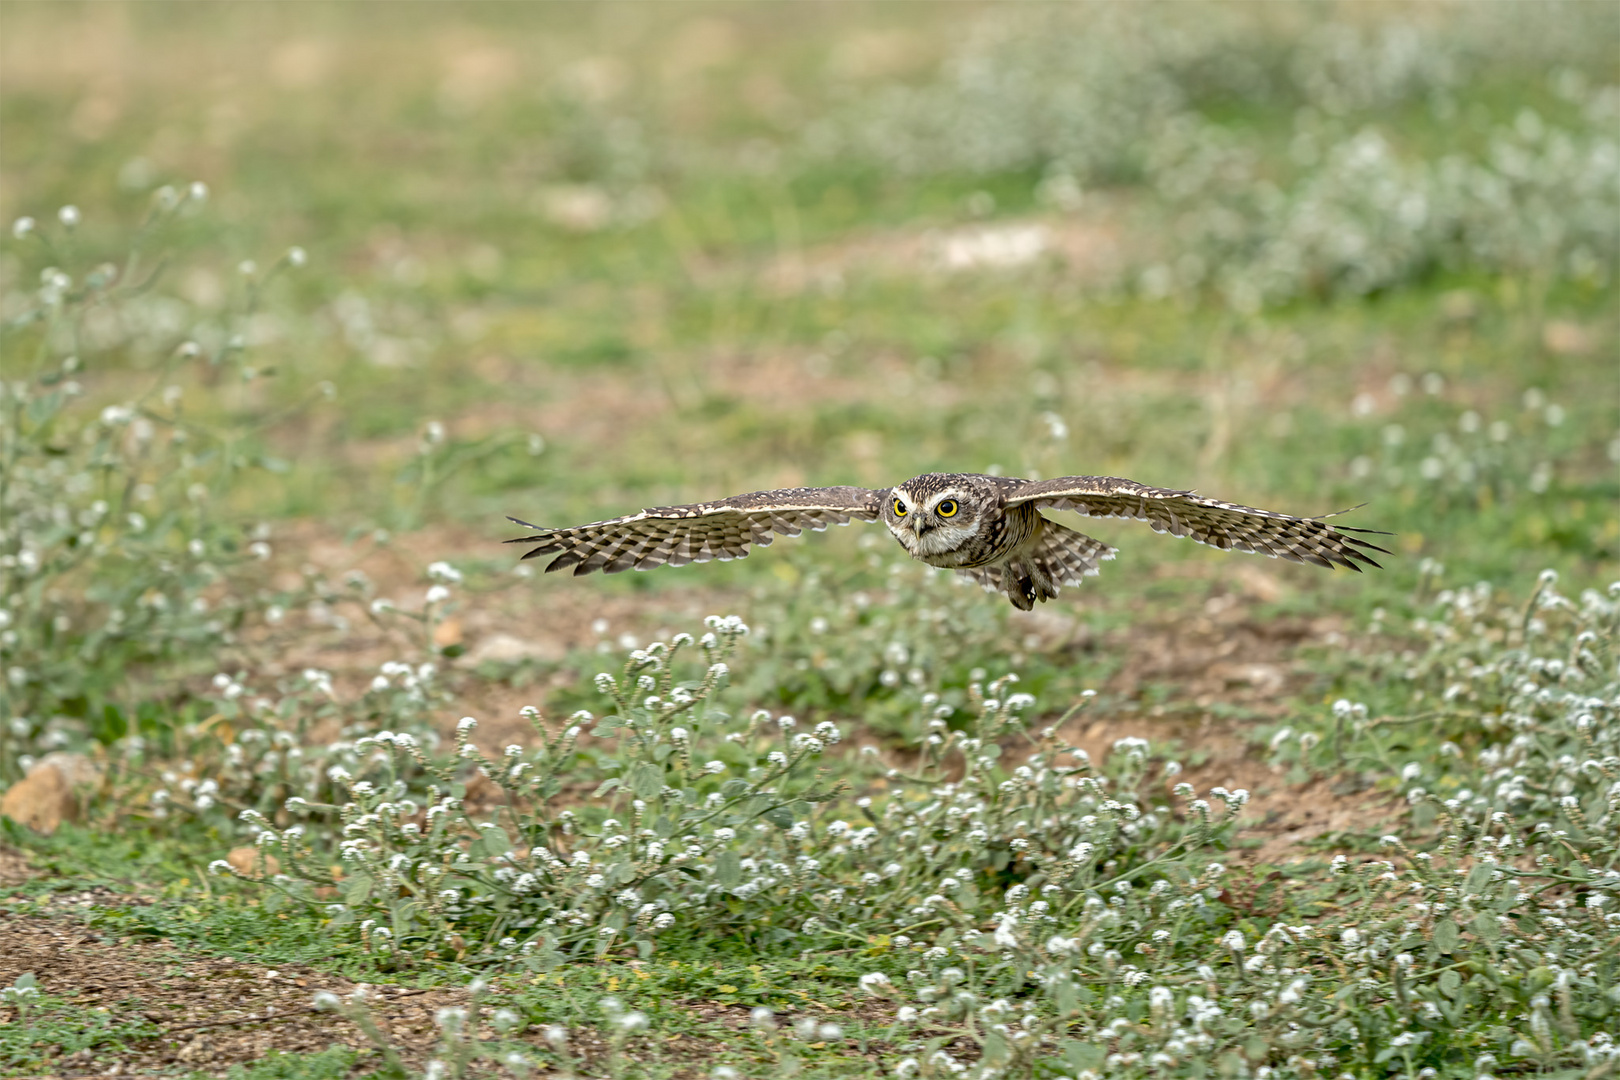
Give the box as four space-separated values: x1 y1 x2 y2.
214 1048 366 1080
0 991 161 1075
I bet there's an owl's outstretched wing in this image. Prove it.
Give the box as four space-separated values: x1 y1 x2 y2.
996 475 1389 571
506 486 886 575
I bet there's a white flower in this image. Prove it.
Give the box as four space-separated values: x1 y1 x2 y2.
859 972 894 995
425 585 450 604
993 911 1019 948
427 561 462 583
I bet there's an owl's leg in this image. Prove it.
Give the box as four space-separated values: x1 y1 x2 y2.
1000 557 1058 610
1005 565 1039 610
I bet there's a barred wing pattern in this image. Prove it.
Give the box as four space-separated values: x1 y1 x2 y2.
506 486 884 576
998 476 1388 571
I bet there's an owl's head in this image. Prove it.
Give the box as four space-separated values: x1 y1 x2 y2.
882 473 998 558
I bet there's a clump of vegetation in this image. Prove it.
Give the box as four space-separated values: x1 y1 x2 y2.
213 615 1231 970
204 576 1616 1077
0 191 322 781
826 1 1619 306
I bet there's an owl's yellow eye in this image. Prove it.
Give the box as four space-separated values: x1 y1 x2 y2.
893 498 908 517
937 499 959 518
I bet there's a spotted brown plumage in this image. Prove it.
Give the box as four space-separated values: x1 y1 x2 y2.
507 486 884 575
993 475 1385 571
507 472 1388 609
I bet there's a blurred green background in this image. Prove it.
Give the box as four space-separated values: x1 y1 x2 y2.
3 0 1616 619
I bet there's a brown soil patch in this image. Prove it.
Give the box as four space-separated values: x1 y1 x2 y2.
238 518 750 752
1056 573 1400 868
0 911 488 1078
0 901 891 1079
1236 778 1399 867
0 844 36 887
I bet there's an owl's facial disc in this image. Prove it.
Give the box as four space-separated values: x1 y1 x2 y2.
899 488 975 556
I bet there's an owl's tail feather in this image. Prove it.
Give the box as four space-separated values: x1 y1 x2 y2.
1026 519 1116 589
957 518 1117 610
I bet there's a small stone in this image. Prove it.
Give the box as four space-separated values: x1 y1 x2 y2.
177 1036 212 1062
467 633 563 664
1439 289 1480 323
227 847 281 877
1232 563 1285 604
39 751 103 788
432 616 463 648
1007 609 1081 651
1 758 86 835
1542 320 1593 356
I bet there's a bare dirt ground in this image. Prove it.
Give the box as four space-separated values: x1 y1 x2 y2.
0 885 894 1079
2 904 482 1078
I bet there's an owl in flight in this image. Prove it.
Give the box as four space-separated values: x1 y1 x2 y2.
507 473 1386 611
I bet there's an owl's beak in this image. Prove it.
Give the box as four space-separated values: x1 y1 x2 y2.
911 518 933 537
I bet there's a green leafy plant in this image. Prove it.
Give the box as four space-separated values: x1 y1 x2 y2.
0 195 320 780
